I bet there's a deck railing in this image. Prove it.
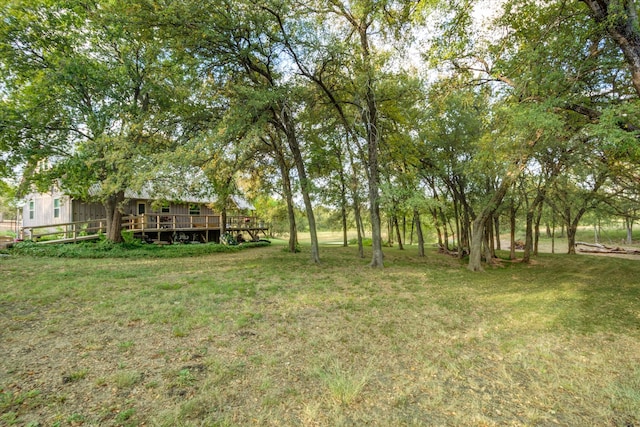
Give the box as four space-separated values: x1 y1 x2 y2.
23 220 107 243
22 214 267 242
123 214 222 231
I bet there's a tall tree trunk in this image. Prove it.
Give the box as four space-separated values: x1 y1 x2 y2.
221 207 227 238
439 207 449 252
567 216 578 255
410 217 414 245
394 216 404 250
488 213 496 258
483 222 493 262
442 214 450 252
357 28 384 268
469 216 487 271
354 201 364 258
341 203 348 247
551 213 556 254
402 215 406 247
523 208 534 263
278 107 320 263
431 207 443 249
338 168 349 247
104 190 125 243
346 142 365 258
453 199 463 258
533 202 543 256
414 209 425 257
494 215 501 251
270 135 298 252
509 200 517 260
626 217 634 245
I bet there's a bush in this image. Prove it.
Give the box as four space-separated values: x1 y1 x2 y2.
6 239 270 259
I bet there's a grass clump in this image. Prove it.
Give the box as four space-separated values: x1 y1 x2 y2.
315 361 369 406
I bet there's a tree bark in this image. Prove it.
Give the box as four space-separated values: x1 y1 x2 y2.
221 207 227 238
104 190 125 243
266 134 298 252
533 202 543 255
509 200 517 260
523 208 534 262
354 200 364 258
278 106 320 263
394 216 404 250
340 176 348 248
567 214 578 255
494 215 501 251
414 209 425 257
279 164 298 253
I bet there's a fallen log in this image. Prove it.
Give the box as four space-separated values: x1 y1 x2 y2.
576 242 640 255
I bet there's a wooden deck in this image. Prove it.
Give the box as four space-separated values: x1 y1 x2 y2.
22 214 268 244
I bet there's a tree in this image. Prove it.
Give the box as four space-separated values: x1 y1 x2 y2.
1 0 192 242
268 0 422 267
580 0 640 96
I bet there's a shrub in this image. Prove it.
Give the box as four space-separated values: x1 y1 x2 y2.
7 239 270 259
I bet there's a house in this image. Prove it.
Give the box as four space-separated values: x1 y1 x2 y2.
21 185 267 244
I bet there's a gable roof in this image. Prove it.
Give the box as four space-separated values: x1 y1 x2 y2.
86 183 255 210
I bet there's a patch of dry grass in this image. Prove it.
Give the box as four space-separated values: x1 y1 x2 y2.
1 244 640 426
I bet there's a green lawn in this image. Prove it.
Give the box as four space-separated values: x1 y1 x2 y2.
1 242 639 426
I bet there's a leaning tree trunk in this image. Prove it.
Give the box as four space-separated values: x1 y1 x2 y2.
278 107 320 263
104 190 125 243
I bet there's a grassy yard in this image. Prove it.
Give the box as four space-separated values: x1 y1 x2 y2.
1 241 640 426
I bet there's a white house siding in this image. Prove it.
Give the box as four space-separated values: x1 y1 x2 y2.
22 190 73 228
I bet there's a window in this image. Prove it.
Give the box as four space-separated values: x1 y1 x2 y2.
29 200 35 220
53 198 60 218
161 203 170 213
189 204 200 215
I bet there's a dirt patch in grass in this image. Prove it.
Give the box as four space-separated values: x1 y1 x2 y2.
2 245 640 426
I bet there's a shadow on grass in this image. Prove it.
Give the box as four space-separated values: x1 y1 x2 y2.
474 252 640 335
